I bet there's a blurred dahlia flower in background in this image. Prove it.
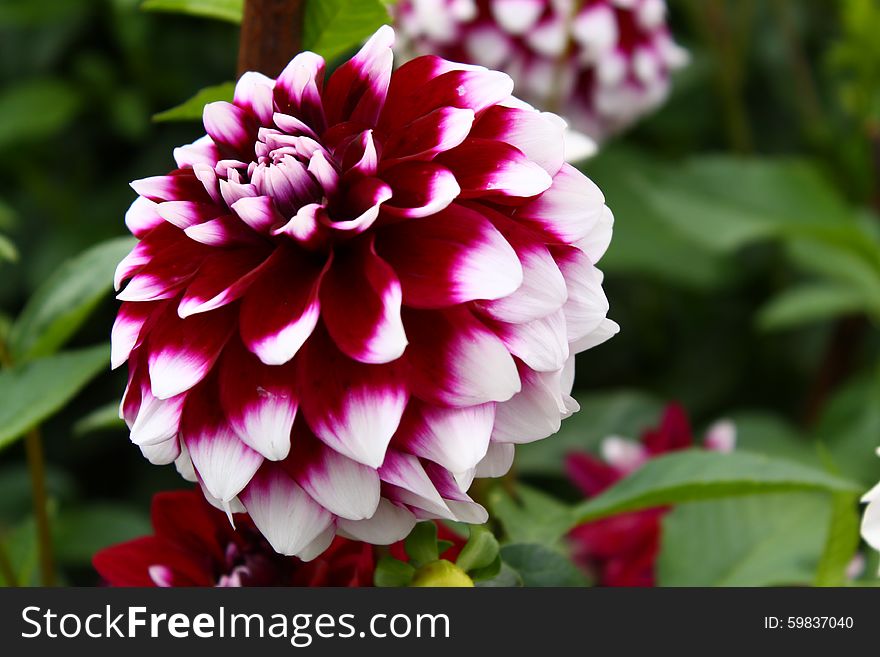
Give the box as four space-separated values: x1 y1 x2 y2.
394 0 688 141
93 491 375 586
566 404 735 586
113 26 616 560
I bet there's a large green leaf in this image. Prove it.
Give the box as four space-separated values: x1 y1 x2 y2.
569 449 862 527
499 544 589 587
514 389 663 476
141 0 243 23
0 79 80 149
757 282 869 331
814 372 880 487
9 237 135 362
0 344 109 450
153 81 235 122
302 0 390 61
635 157 867 253
583 149 730 290
0 234 17 263
656 493 831 586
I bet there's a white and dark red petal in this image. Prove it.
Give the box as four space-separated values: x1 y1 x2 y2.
182 386 264 503
423 462 488 523
239 245 328 366
228 195 284 234
405 306 520 407
130 384 186 447
218 339 299 461
489 308 570 372
130 169 212 204
381 161 460 219
575 205 614 263
111 301 160 369
177 248 269 318
553 245 610 345
320 237 407 364
299 327 408 469
476 210 568 322
337 498 416 545
491 363 576 444
239 464 333 556
383 65 514 128
393 400 494 476
515 163 606 243
146 304 236 400
378 450 453 518
173 135 221 169
125 197 164 238
571 316 620 352
203 101 258 160
139 436 181 466
377 203 522 308
285 426 381 520
324 25 394 126
322 177 392 235
474 442 515 478
381 106 475 164
471 104 565 176
156 200 221 230
274 51 327 134
436 138 553 198
233 71 275 125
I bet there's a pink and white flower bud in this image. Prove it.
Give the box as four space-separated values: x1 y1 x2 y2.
395 0 688 141
114 26 616 559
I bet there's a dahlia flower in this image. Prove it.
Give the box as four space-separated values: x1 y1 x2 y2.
395 0 688 140
93 491 375 586
566 404 735 586
114 25 616 560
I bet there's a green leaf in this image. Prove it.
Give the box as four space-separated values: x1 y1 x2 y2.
373 557 415 587
490 485 573 546
153 82 235 122
474 561 523 587
0 344 110 451
515 389 663 476
0 517 38 587
583 149 730 290
0 234 17 263
757 283 869 331
814 493 861 587
634 157 865 253
657 493 831 586
499 544 589 587
73 401 125 437
467 554 502 582
570 449 862 528
404 521 438 567
455 525 499 574
52 503 151 566
814 372 880 487
303 0 390 61
9 237 135 362
0 464 76 522
0 79 80 149
141 0 243 23
727 412 823 467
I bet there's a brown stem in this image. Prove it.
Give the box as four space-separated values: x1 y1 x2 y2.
237 0 305 78
25 428 55 586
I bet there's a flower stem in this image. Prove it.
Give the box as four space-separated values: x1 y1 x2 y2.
0 335 55 586
0 540 17 587
237 0 305 78
25 427 55 586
